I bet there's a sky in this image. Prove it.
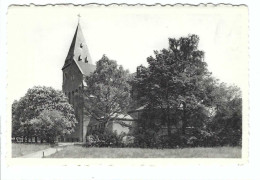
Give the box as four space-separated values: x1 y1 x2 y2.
7 5 248 102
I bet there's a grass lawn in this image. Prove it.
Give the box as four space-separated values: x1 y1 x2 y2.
48 146 241 158
12 143 51 158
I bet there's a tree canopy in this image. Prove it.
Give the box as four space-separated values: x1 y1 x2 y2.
31 109 73 143
12 86 77 142
132 34 242 147
83 55 132 125
206 82 242 146
133 34 211 136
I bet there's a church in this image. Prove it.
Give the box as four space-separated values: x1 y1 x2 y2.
61 21 136 142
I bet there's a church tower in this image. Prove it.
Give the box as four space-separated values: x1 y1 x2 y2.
62 20 96 142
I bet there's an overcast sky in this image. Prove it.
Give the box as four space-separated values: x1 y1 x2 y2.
7 5 248 102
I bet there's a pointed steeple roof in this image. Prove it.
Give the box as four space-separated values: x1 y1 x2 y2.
62 22 95 75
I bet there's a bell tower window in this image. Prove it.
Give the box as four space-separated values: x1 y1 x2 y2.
85 57 88 63
78 55 82 61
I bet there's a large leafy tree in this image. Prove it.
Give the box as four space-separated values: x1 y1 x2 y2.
83 55 132 126
12 86 77 142
134 34 211 136
31 110 72 143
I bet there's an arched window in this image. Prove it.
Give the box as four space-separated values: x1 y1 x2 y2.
64 73 68 81
85 57 88 63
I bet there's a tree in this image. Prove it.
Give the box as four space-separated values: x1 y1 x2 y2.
31 110 73 143
11 86 77 142
207 83 242 146
12 100 21 141
83 55 132 127
133 34 211 137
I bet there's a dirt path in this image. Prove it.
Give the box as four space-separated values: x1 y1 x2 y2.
19 143 81 158
21 147 63 158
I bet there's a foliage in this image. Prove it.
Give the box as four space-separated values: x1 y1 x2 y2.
121 135 135 146
206 83 242 146
12 86 77 142
83 55 132 125
12 100 20 140
85 129 123 147
133 128 159 148
31 110 74 143
133 34 211 137
132 34 242 147
176 83 242 147
133 128 188 148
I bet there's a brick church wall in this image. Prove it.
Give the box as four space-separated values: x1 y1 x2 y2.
62 61 85 142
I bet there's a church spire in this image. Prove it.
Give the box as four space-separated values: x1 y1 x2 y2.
62 18 93 72
77 14 81 24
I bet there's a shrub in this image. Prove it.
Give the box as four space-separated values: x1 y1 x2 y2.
133 128 158 148
85 130 123 147
121 136 135 147
133 128 187 149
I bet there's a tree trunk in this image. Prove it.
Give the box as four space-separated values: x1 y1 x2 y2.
182 102 187 135
166 110 171 137
166 81 171 138
35 137 38 143
41 139 43 143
